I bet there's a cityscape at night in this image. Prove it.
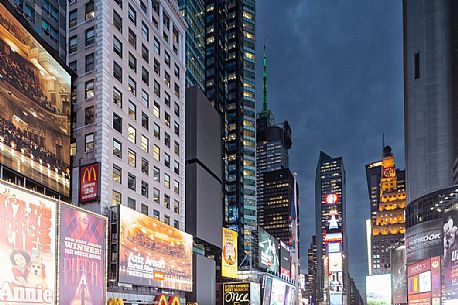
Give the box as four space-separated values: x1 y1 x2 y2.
0 0 456 305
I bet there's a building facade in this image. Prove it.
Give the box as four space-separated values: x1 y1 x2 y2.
306 235 318 305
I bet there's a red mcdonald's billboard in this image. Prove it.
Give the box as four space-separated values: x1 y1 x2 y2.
79 163 100 203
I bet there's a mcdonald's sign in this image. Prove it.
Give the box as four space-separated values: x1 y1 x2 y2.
107 298 124 305
79 162 100 203
154 294 181 305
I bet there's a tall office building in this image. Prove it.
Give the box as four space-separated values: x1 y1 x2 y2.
178 0 205 91
205 0 257 268
7 0 66 60
306 236 318 305
68 0 186 300
403 0 458 203
365 146 406 275
315 151 347 305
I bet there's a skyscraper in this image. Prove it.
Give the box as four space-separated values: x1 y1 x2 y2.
7 0 67 60
315 151 347 305
205 0 257 268
403 0 458 203
306 236 318 305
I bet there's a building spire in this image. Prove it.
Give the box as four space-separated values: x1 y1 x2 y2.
263 44 268 112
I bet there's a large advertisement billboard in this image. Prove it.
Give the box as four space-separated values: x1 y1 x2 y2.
222 228 238 279
366 274 391 305
0 2 71 196
391 245 407 304
59 204 106 305
407 256 441 305
79 163 100 204
118 205 193 291
258 226 279 273
443 209 458 301
280 241 291 278
223 282 260 305
0 181 56 304
405 219 443 264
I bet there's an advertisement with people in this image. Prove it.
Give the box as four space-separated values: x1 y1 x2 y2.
0 1 71 196
443 209 458 301
0 181 56 305
405 219 443 264
222 228 238 279
118 205 193 291
391 245 407 304
258 226 279 273
59 204 107 305
366 274 391 305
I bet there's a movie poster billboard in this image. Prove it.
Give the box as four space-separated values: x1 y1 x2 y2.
118 205 193 291
443 209 458 301
59 204 107 305
0 181 56 304
366 274 391 305
407 257 441 305
258 226 279 273
0 1 71 196
405 219 443 264
222 228 238 279
391 245 407 304
280 241 291 278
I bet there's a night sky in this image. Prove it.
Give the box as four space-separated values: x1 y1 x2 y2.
255 0 404 294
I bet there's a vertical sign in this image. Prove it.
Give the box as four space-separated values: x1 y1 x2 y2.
222 228 238 278
443 209 458 302
79 163 100 203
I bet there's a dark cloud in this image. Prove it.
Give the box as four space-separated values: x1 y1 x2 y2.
256 0 404 295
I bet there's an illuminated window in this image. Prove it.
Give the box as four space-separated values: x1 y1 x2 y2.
153 144 160 161
112 190 121 206
164 174 170 189
85 133 94 151
113 139 122 158
85 0 94 20
127 125 136 143
141 135 149 153
112 164 122 183
128 149 136 167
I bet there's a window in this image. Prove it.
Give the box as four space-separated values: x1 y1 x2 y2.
113 86 122 108
141 135 149 152
128 149 136 167
174 64 180 78
113 164 122 183
140 0 147 13
153 188 160 204
174 102 180 117
142 44 149 62
128 197 136 209
174 83 180 98
71 141 76 156
173 180 179 194
141 181 149 197
113 138 122 158
142 90 149 108
165 72 170 88
174 200 179 214
164 153 170 168
128 125 136 143
164 132 170 147
112 190 121 206
113 61 122 82
141 203 148 215
164 112 171 127
164 194 170 209
174 121 179 136
85 0 94 20
69 35 77 53
69 9 78 28
128 52 137 72
154 80 160 97
164 215 170 225
128 28 137 48
174 160 179 175
154 59 160 75
85 106 95 125
85 79 94 99
113 35 122 58
153 102 160 118
153 209 160 219
142 67 149 85
174 141 180 155
174 220 179 229
165 92 171 107
85 27 95 46
113 113 122 133
24 3 35 22
414 52 420 79
113 10 122 33
141 21 149 41
153 37 160 54
128 173 136 191
165 51 170 67
141 158 149 175
128 77 137 96
128 100 136 120
128 4 136 25
153 144 160 161
164 174 170 189
153 166 160 182
141 112 149 130
114 0 122 8
85 133 94 151
85 53 95 72
69 60 77 73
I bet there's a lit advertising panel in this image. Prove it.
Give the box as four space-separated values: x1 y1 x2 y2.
59 204 107 305
284 285 295 305
0 181 56 304
443 209 458 302
329 271 343 295
328 242 341 253
280 241 291 278
391 245 407 304
79 163 100 204
262 276 272 305
0 2 71 196
405 219 442 264
258 226 279 273
118 205 193 291
366 274 392 305
270 278 286 305
329 253 342 272
407 257 441 305
222 228 238 279
223 282 250 305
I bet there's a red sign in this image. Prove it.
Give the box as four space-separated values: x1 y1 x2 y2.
408 258 431 277
79 163 99 203
325 194 339 204
408 292 431 305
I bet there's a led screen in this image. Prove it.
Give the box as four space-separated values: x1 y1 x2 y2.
270 278 286 305
0 2 71 196
258 226 279 273
391 245 407 304
118 205 193 291
280 241 291 278
366 274 391 305
444 209 458 302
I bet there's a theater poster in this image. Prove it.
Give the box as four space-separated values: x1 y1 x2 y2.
59 204 107 305
0 181 56 305
443 209 458 301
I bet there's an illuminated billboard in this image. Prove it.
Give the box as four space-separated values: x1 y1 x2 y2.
280 241 291 278
222 228 238 279
391 245 407 304
118 205 193 291
328 242 341 253
0 181 56 304
407 257 441 305
258 226 279 273
405 219 442 264
0 2 71 196
79 163 100 204
329 253 342 272
223 282 260 305
443 209 458 302
270 278 286 305
366 274 391 305
59 204 107 305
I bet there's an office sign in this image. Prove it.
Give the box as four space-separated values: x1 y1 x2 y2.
79 162 100 203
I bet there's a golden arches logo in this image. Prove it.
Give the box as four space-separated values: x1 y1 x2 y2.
155 294 181 305
82 166 97 183
107 298 124 305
